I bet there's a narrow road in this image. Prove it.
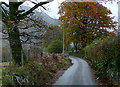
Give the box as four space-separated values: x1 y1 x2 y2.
53 56 97 85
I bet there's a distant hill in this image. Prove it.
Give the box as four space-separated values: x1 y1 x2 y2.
2 4 61 26
19 5 61 26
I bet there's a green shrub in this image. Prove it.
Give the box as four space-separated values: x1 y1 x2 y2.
2 57 72 86
48 72 53 76
83 36 119 79
2 62 48 86
47 40 63 53
115 56 120 71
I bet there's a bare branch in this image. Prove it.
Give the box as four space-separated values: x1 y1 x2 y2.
30 1 47 10
1 6 9 16
17 2 24 6
29 1 37 4
18 0 53 19
1 2 9 7
41 6 47 10
2 10 7 19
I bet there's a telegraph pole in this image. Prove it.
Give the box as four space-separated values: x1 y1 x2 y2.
118 1 120 36
63 28 65 56
57 0 65 57
118 1 120 58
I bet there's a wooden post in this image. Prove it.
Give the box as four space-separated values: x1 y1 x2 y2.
63 28 65 58
21 50 23 66
0 12 2 86
9 49 12 71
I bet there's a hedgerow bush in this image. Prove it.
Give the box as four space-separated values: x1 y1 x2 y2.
84 36 120 78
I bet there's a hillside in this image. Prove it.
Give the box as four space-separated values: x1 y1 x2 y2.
19 5 61 26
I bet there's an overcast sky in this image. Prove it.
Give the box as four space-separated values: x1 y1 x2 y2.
0 0 118 21
47 1 118 21
21 0 65 19
25 0 118 21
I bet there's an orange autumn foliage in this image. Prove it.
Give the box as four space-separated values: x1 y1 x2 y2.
58 2 117 48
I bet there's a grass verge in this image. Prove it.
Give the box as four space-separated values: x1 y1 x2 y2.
2 56 72 86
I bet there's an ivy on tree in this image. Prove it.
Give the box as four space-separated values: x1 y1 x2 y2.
1 0 53 66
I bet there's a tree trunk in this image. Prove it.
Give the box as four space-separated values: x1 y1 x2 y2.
2 1 51 66
8 26 27 66
74 42 78 53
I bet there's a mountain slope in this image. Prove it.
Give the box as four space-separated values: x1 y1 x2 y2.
19 5 61 26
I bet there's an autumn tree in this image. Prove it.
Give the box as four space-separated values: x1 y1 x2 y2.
1 0 53 66
58 2 117 52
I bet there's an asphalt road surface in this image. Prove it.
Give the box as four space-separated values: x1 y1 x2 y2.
53 56 97 85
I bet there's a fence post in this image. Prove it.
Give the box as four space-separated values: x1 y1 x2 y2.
21 50 23 66
9 49 12 71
